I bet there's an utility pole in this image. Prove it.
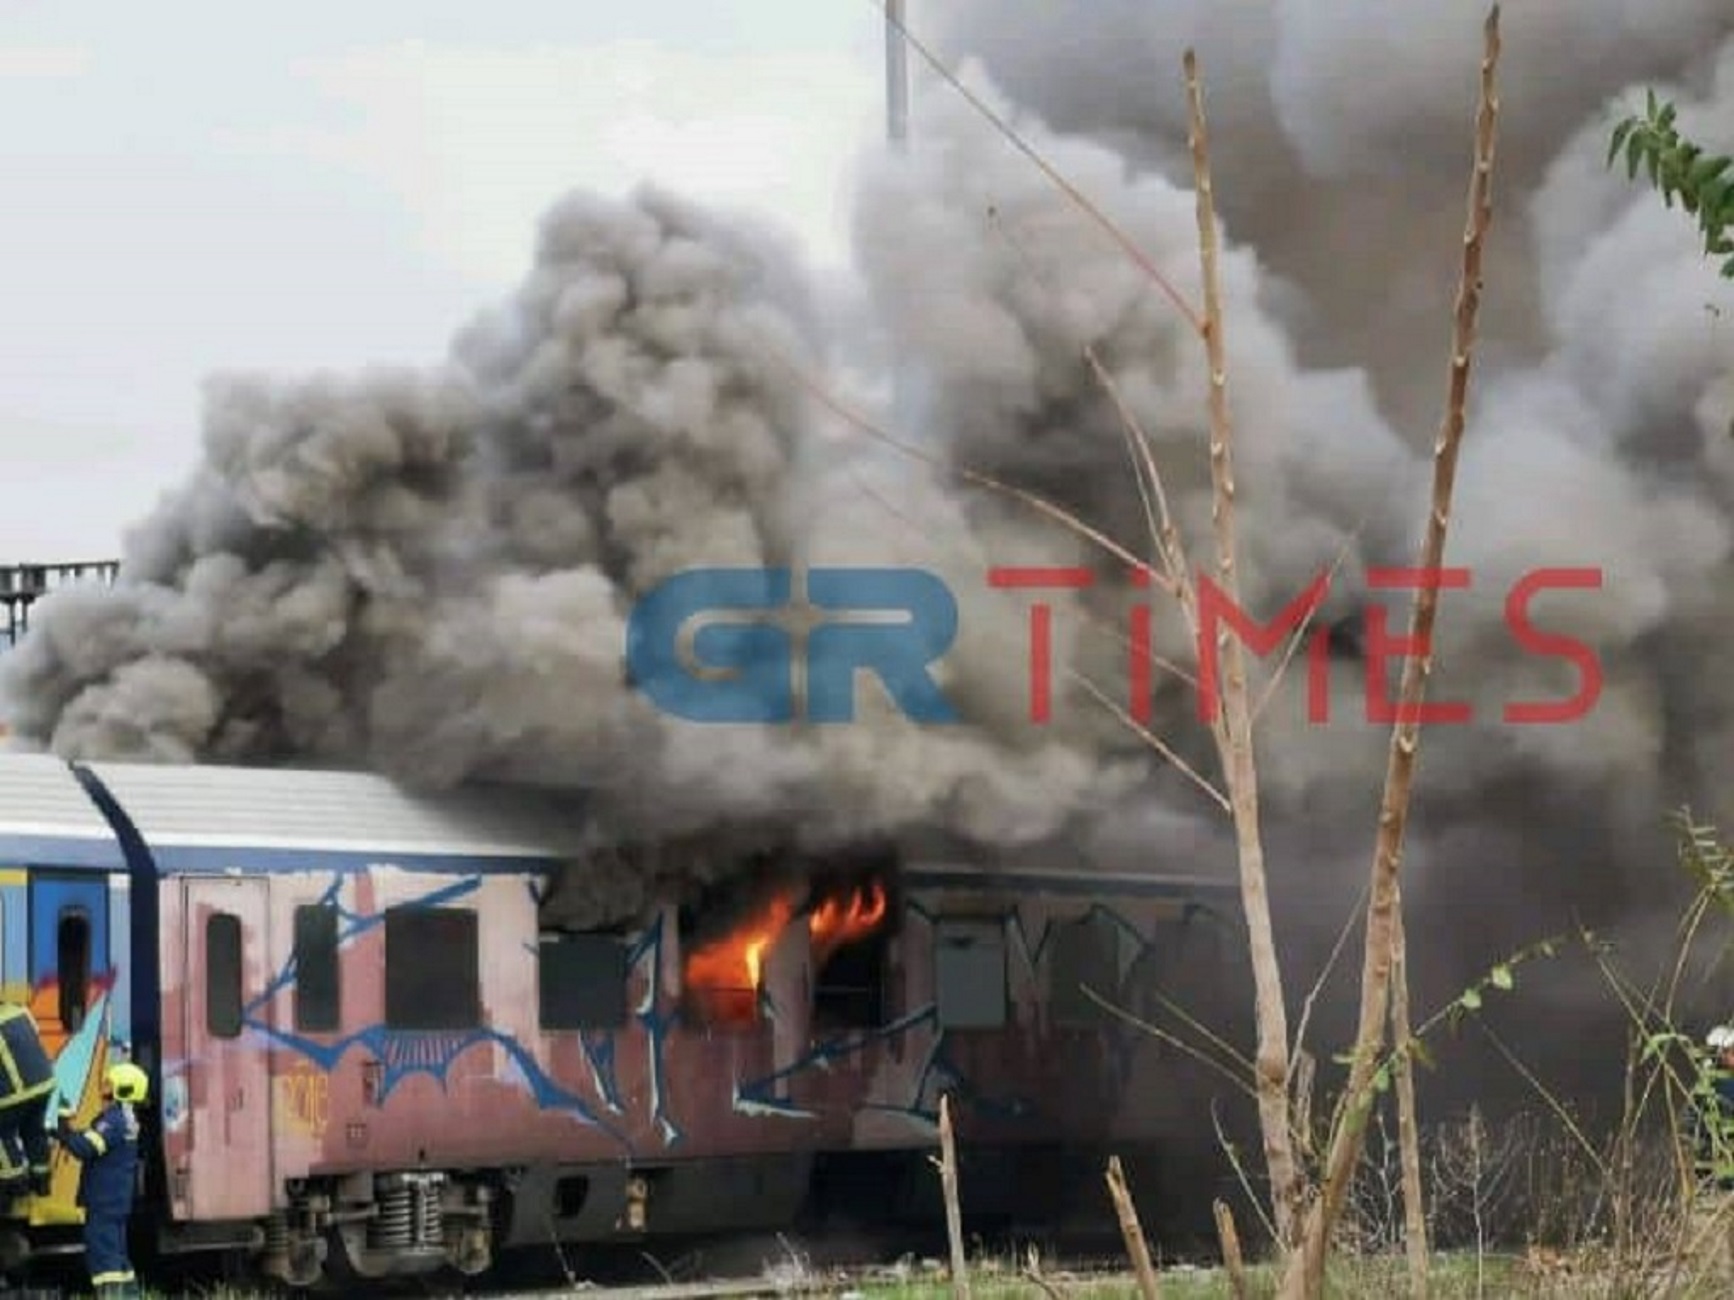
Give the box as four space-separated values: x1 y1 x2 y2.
885 0 909 150
882 0 923 457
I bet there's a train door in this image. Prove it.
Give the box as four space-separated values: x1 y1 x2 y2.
29 872 110 1048
181 876 272 1219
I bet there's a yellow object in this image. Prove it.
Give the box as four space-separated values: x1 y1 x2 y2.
104 1063 148 1104
12 1030 110 1226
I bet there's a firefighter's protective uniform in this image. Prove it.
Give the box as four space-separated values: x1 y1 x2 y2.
1696 1025 1734 1187
55 1062 146 1300
0 1002 56 1197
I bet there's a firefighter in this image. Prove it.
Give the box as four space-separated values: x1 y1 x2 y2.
54 1061 147 1300
1696 1025 1734 1187
0 1001 56 1199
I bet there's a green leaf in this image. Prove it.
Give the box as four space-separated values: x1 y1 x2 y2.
1608 120 1635 168
1459 988 1483 1012
1690 155 1731 187
1490 964 1514 991
1607 93 1734 280
1410 1038 1437 1072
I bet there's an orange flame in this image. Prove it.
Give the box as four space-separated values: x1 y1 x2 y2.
683 881 891 1026
684 891 797 1024
809 881 888 970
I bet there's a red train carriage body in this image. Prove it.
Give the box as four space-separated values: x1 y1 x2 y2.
0 755 1243 1287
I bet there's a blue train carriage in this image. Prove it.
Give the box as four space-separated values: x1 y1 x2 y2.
66 758 603 1282
0 751 136 1249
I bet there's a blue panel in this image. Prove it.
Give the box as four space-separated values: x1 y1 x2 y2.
0 834 123 871
145 843 565 877
106 875 131 1046
0 883 24 990
28 874 110 996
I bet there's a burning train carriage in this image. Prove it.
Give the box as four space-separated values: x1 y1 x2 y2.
0 753 1247 1286
788 858 1252 1231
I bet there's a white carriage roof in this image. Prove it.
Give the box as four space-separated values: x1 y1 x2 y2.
79 759 591 861
0 750 124 842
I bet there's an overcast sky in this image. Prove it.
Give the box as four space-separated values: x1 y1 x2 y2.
0 2 882 560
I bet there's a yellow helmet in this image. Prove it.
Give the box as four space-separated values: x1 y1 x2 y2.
105 1062 148 1104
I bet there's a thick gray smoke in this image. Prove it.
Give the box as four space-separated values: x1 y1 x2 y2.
905 3 1734 1109
6 3 1734 1113
0 184 1135 922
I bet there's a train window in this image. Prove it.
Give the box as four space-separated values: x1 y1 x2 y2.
677 904 765 1030
384 906 480 1031
57 908 91 1033
293 904 341 1032
934 917 1007 1030
813 928 890 1031
1051 911 1121 1028
538 931 629 1031
206 912 244 1040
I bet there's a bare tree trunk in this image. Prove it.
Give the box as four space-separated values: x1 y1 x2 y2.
1392 904 1429 1298
938 1094 970 1300
1184 45 1303 1248
876 14 1305 1252
1215 1199 1250 1300
1280 9 1503 1296
1107 1156 1163 1299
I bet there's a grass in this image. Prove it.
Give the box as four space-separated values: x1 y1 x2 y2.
54 1243 1734 1298
79 1254 1515 1299
842 1252 1523 1299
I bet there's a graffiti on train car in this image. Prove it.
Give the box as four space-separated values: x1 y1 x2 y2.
274 1062 330 1139
8 988 130 1223
729 898 1170 1124
214 869 1190 1157
0 861 135 1225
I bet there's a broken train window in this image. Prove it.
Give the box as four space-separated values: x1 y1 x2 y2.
679 899 781 1030
810 880 893 1030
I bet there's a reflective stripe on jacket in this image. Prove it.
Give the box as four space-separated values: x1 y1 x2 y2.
61 1101 139 1217
0 1005 53 1108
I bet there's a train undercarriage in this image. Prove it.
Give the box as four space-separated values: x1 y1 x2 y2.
0 1141 1205 1292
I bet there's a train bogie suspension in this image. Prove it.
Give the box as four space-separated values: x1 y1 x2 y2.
264 1171 495 1285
